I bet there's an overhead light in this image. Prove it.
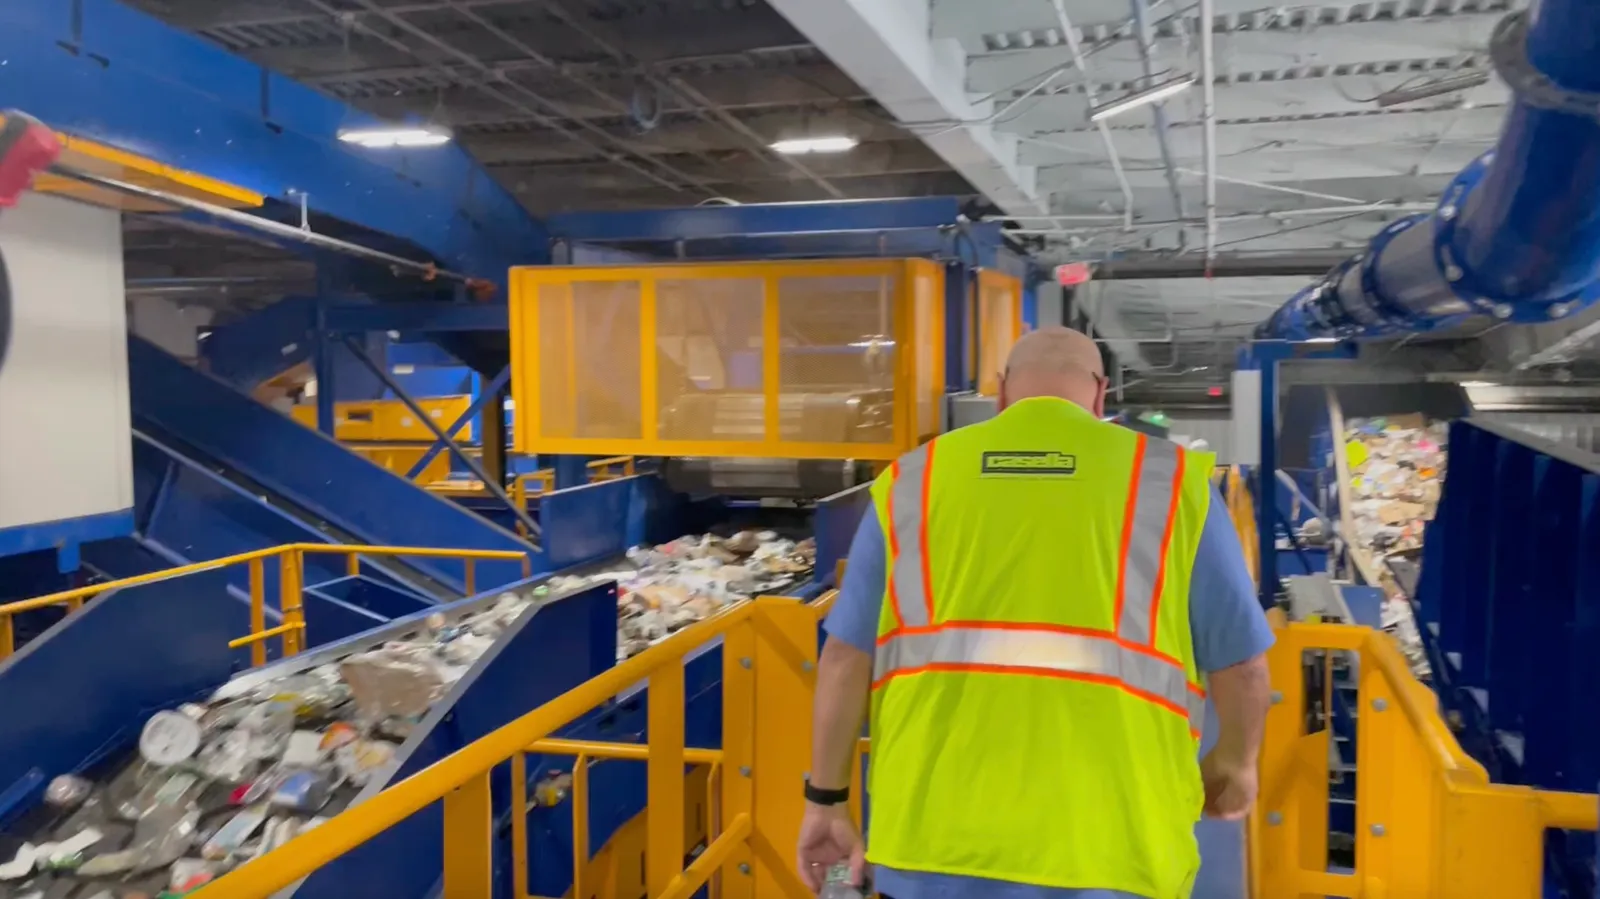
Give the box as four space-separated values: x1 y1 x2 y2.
1375 71 1489 107
337 126 452 149
1088 74 1196 122
770 136 858 155
1301 336 1342 344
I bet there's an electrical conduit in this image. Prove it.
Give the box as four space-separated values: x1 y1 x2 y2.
1256 0 1600 340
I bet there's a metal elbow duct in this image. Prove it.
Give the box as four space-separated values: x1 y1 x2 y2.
1257 0 1600 341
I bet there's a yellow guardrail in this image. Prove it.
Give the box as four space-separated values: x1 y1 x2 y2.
1253 616 1597 898
0 543 533 666
1213 465 1258 587
198 593 836 899
586 456 637 483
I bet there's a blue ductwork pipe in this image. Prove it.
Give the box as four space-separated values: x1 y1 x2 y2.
1257 0 1600 340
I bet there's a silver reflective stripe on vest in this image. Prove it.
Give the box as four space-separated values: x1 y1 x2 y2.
887 442 934 628
876 627 1204 733
1116 438 1181 644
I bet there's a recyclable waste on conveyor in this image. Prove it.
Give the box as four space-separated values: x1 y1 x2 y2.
1342 415 1448 678
0 531 813 899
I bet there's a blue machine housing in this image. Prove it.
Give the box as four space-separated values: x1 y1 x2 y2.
1257 0 1600 340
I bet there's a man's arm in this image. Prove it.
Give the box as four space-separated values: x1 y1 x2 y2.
1190 486 1276 819
811 636 873 790
1201 653 1270 819
797 514 887 889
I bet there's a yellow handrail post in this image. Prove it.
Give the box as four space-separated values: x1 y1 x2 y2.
280 549 304 657
748 599 821 897
573 753 590 899
0 612 12 661
646 659 686 896
705 760 722 899
522 554 533 580
441 769 494 899
248 557 267 668
719 616 757 899
465 559 477 596
347 552 360 578
511 752 529 899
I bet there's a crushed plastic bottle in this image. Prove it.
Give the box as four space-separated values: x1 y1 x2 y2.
818 863 864 899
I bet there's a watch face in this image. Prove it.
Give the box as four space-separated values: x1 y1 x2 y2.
140 710 202 767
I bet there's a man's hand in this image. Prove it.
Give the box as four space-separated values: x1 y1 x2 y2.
796 801 865 892
1200 751 1258 821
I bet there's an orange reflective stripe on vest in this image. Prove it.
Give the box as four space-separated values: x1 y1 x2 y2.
875 622 1207 734
877 432 1201 730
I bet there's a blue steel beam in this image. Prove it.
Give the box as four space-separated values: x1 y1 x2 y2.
324 301 509 333
0 0 547 282
546 197 968 242
405 366 512 480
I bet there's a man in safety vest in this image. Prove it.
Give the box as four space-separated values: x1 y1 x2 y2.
799 327 1273 899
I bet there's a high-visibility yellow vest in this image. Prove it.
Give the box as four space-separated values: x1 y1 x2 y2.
866 397 1215 899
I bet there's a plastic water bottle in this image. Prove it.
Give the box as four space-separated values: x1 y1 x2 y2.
818 863 864 898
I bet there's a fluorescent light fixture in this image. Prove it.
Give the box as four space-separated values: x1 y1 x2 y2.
770 136 858 155
1375 71 1489 108
1301 337 1342 344
1088 74 1196 122
338 126 452 149
848 339 896 348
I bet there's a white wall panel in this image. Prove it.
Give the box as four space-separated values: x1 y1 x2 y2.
0 192 132 531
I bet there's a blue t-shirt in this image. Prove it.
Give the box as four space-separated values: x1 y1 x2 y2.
823 486 1273 899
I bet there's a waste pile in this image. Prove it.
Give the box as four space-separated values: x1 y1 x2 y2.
1342 413 1448 677
550 531 816 660
0 590 542 899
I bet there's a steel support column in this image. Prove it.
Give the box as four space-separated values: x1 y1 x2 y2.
404 366 512 480
341 339 542 541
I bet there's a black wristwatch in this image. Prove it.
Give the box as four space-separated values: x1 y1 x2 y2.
804 782 850 806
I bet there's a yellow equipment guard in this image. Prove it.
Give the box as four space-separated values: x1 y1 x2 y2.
508 259 945 461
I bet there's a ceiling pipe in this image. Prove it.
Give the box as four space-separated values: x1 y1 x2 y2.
1198 0 1218 268
1090 249 1357 279
1128 0 1187 223
1048 0 1136 229
1257 0 1600 341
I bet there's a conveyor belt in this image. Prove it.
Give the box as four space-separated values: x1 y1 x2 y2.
132 423 455 603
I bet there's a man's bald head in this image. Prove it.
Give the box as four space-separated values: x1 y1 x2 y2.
997 326 1107 415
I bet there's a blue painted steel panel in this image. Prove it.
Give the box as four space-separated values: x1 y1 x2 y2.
127 433 434 603
0 0 547 280
308 577 432 623
325 301 510 334
812 484 870 588
547 198 966 242
291 584 616 899
298 587 391 648
201 296 315 391
1411 417 1600 895
129 336 536 589
0 508 134 563
0 567 250 819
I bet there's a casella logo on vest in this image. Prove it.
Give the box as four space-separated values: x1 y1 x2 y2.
979 451 1078 476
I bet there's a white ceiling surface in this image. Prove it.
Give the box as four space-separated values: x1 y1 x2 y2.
773 0 1521 365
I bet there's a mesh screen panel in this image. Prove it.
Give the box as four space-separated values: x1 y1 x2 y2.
777 275 899 444
655 278 764 442
912 265 940 440
537 280 642 440
978 272 1021 395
